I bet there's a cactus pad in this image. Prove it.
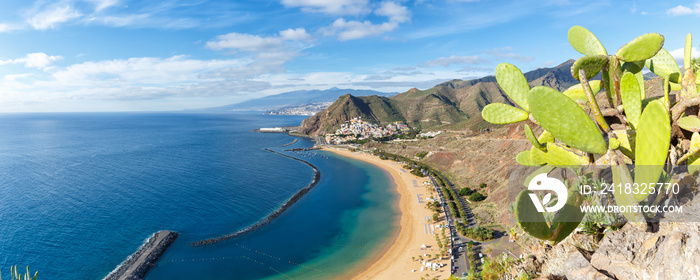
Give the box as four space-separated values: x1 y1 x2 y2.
572 55 608 81
496 63 531 111
645 48 681 83
616 33 664 62
567 26 607 56
528 86 607 154
620 72 642 129
524 123 544 151
541 142 589 166
550 192 584 244
515 190 553 240
677 116 700 132
538 130 554 144
563 80 603 104
634 99 670 201
481 103 529 124
689 132 700 175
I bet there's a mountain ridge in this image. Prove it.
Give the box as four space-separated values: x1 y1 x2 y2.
201 87 396 112
301 59 579 135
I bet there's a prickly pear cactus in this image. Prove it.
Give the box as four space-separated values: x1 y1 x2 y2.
483 26 700 244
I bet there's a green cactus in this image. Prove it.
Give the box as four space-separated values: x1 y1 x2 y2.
563 80 603 104
539 143 589 166
528 86 607 154
681 34 698 100
538 130 554 144
481 26 700 244
622 61 646 99
620 72 642 128
634 99 670 202
514 185 584 244
615 33 664 62
645 48 681 83
567 26 607 56
3 266 37 280
677 116 700 132
571 55 608 81
496 63 531 111
689 132 700 175
515 190 553 240
524 123 544 151
481 103 529 124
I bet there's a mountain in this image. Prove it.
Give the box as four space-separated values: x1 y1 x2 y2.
204 88 396 112
301 60 579 135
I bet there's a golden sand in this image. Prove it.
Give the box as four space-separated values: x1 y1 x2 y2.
324 147 451 280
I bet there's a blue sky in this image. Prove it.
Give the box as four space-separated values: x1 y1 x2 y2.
0 0 698 112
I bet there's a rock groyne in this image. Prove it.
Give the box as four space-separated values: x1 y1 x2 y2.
280 138 298 147
104 230 178 280
191 148 321 247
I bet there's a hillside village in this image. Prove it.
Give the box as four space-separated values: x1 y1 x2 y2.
324 117 410 145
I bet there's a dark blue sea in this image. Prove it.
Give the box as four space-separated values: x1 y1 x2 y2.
0 113 398 279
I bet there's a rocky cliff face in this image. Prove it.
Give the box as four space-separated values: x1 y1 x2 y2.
517 198 700 280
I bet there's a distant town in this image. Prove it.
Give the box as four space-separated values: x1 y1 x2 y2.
264 102 332 116
325 117 441 145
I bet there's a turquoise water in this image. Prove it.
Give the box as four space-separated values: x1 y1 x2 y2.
0 113 398 279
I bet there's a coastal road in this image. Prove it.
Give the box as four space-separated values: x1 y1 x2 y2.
429 175 469 277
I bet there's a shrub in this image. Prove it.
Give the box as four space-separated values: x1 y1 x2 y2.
459 187 474 196
469 192 487 202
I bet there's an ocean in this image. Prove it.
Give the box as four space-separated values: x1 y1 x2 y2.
0 112 398 279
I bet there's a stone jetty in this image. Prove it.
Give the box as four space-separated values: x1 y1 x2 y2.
104 230 178 280
190 148 320 247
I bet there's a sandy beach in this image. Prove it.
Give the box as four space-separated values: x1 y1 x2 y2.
324 147 451 280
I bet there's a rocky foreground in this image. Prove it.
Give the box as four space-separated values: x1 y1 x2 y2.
516 199 700 280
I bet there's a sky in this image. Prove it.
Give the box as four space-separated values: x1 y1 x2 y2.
0 0 698 112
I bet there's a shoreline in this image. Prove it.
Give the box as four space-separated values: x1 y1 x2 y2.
322 147 450 280
190 148 320 247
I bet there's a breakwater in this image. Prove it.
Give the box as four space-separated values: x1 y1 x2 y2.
104 230 178 280
190 148 321 247
280 138 298 147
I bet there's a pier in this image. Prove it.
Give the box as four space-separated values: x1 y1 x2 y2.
104 230 178 280
190 148 321 247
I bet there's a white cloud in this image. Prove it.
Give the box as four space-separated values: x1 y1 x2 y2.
423 55 485 67
321 1 411 41
323 18 399 41
667 4 700 16
280 0 370 15
206 28 313 52
485 47 534 62
0 53 63 69
375 1 411 23
27 5 82 30
51 55 249 85
86 0 120 12
0 23 23 32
